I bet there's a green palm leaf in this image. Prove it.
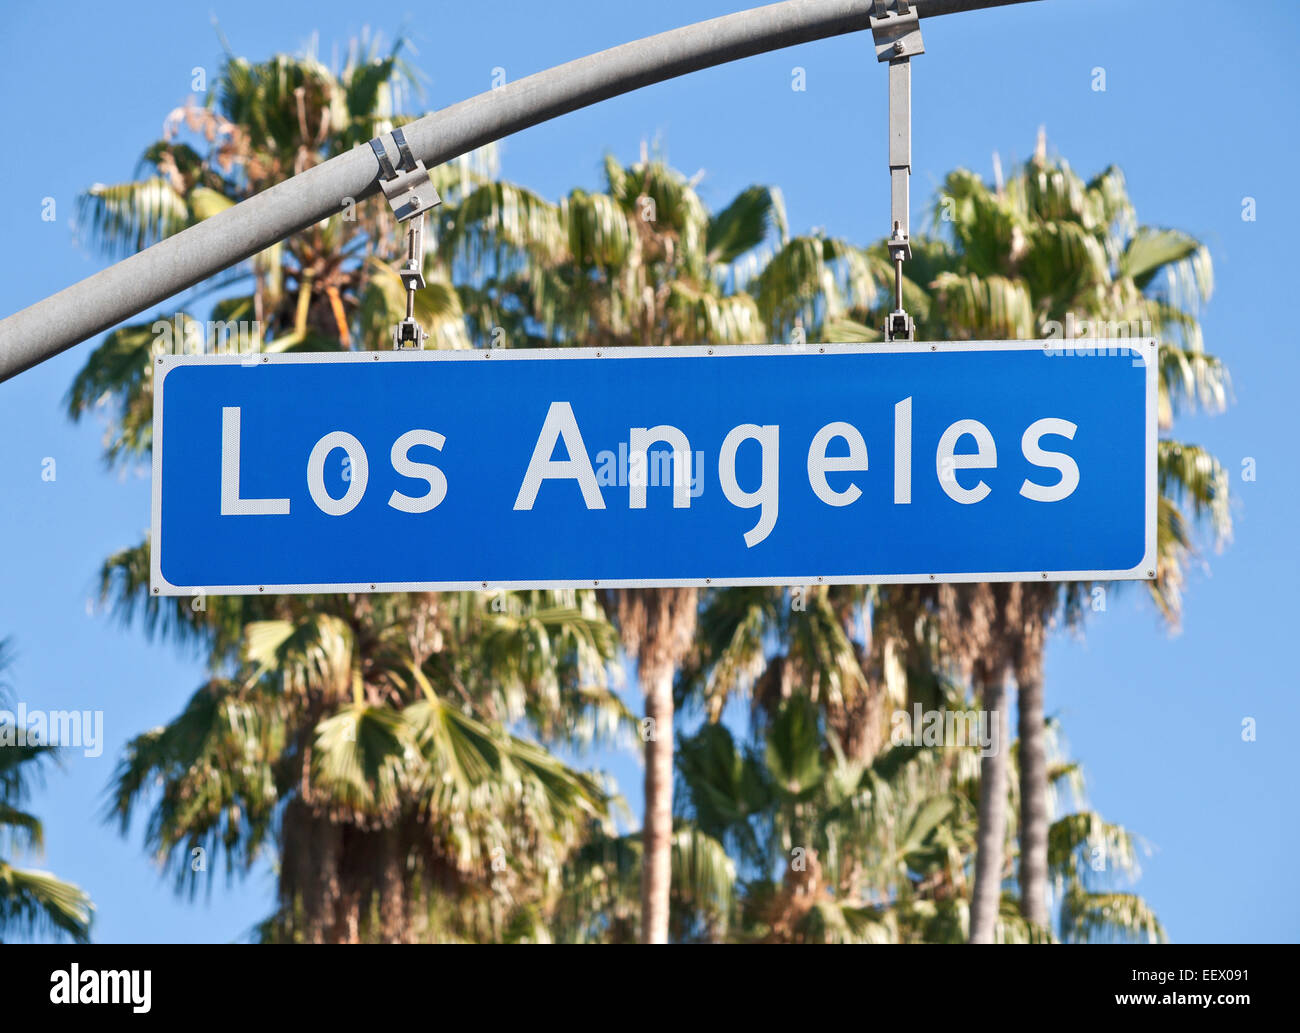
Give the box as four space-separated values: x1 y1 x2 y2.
1120 227 1205 291
311 704 412 815
765 697 823 798
0 862 93 943
79 177 190 256
1061 887 1166 944
706 184 788 263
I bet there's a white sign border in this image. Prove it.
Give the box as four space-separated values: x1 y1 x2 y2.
150 339 1159 597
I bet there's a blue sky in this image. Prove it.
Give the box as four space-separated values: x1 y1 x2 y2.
0 0 1296 943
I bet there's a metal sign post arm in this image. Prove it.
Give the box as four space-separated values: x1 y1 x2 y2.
0 0 1044 381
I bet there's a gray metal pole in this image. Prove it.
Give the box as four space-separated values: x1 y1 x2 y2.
0 0 1041 383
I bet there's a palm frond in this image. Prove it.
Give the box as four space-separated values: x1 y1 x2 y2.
0 862 93 942
79 177 190 256
707 185 788 263
1060 886 1166 943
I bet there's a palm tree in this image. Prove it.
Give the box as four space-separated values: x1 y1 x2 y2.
68 40 632 942
913 135 1229 937
666 673 1161 943
0 639 94 942
613 588 698 942
65 28 1215 941
934 583 1016 942
686 583 1016 943
69 35 477 439
106 592 622 941
433 148 788 941
682 133 1226 940
555 824 736 943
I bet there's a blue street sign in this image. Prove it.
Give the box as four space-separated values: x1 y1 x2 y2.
150 341 1157 595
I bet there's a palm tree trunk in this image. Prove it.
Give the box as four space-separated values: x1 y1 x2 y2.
969 663 1009 944
640 658 674 944
1016 640 1050 930
611 585 697 944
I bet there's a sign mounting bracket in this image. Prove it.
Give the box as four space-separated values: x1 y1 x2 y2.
369 127 442 349
870 0 924 342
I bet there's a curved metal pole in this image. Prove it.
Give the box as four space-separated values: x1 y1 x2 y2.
0 0 1040 382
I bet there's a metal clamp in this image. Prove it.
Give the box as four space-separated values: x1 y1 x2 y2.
870 1 924 342
369 128 442 349
868 0 925 62
370 127 441 222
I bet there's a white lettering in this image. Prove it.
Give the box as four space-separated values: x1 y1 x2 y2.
936 419 996 504
1019 418 1080 502
514 402 605 510
719 424 779 546
307 432 369 516
807 421 867 507
220 407 289 515
388 429 448 513
629 425 692 509
894 396 912 504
